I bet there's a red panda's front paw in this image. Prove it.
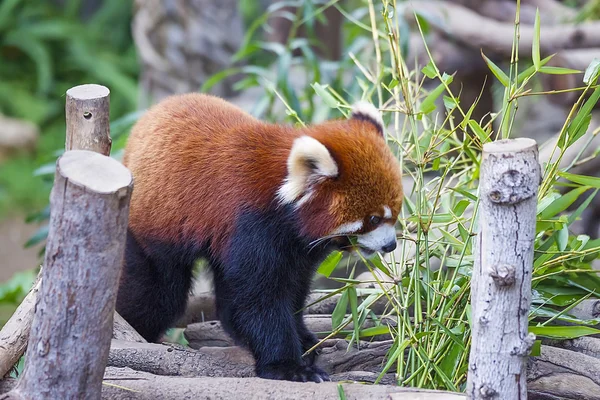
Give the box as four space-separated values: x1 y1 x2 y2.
257 363 330 383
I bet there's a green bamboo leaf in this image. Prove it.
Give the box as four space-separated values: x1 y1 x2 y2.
337 384 347 400
200 68 242 93
538 66 581 75
559 172 600 188
421 61 437 79
564 86 600 149
368 255 393 278
481 51 509 87
530 325 600 339
532 9 541 70
453 199 470 216
317 251 342 278
312 83 339 108
375 339 411 384
468 119 490 143
420 74 453 114
539 186 589 219
568 189 598 225
359 325 390 338
583 58 600 85
348 286 359 346
556 224 569 251
537 192 561 214
332 289 349 329
517 55 554 84
439 228 464 250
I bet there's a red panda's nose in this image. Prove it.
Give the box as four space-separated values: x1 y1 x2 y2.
381 240 397 253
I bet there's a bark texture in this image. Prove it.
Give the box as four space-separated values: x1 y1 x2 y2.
6 150 132 400
467 138 541 399
65 84 111 155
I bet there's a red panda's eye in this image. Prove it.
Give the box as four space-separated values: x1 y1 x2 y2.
369 216 381 226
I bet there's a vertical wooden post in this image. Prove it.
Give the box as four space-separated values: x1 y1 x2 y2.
467 138 540 399
66 84 111 155
7 150 132 399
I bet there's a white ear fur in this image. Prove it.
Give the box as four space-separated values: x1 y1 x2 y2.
277 136 338 204
351 101 384 135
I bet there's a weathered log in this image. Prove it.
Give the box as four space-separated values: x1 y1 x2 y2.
113 312 146 343
467 138 540 399
527 345 600 399
185 316 393 348
404 1 600 56
177 291 391 328
3 150 133 400
100 367 466 400
543 336 600 361
108 340 254 378
108 338 395 378
0 272 41 378
66 84 111 155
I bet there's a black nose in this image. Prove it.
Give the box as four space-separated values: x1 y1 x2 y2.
381 240 397 253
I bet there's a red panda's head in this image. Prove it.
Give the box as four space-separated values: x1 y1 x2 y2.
277 102 403 256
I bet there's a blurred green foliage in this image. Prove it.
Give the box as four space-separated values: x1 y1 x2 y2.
0 0 138 218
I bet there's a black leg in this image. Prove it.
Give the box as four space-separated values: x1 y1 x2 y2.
220 208 332 382
293 282 321 366
222 281 329 382
116 231 196 342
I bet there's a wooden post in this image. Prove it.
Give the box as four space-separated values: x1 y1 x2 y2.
66 84 111 155
4 150 132 400
0 84 115 378
467 138 540 399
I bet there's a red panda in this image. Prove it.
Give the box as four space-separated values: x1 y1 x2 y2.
116 93 403 383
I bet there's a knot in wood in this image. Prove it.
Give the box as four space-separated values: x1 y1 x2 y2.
490 264 516 287
479 384 497 398
592 301 600 318
511 333 536 356
487 169 535 205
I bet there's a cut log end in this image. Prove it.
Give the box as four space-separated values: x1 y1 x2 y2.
66 84 110 101
58 150 132 194
483 138 538 154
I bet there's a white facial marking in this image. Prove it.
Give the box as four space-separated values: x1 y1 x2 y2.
277 136 338 205
357 223 396 252
331 220 364 235
383 206 392 219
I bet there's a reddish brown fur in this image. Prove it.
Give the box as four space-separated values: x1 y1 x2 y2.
124 93 402 257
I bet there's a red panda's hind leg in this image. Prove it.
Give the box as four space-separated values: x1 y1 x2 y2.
116 230 199 342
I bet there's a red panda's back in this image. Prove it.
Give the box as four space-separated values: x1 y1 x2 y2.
123 93 294 255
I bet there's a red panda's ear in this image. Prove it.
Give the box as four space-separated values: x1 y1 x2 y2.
351 101 384 136
277 136 338 205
